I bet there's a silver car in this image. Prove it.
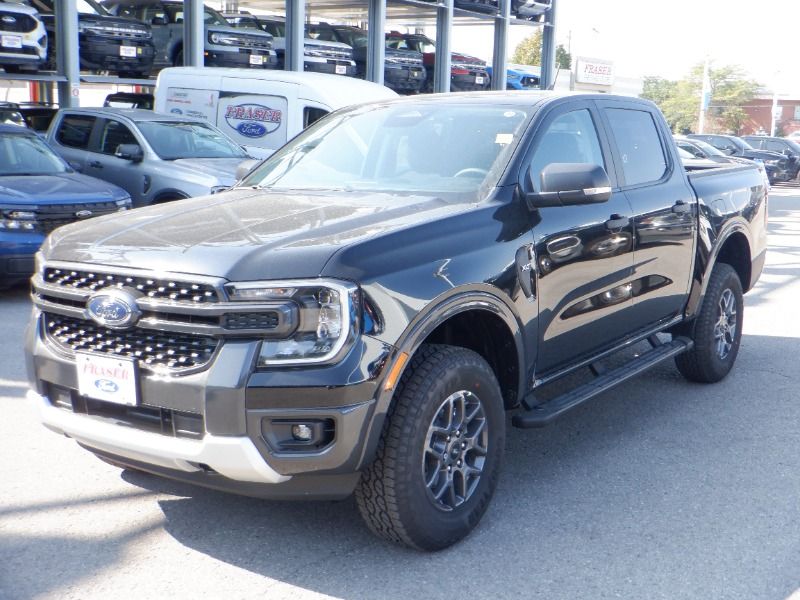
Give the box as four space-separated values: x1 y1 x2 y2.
0 0 47 73
46 108 250 207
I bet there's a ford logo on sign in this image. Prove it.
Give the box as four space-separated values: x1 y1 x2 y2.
224 103 281 139
95 379 119 393
170 108 183 115
86 289 141 330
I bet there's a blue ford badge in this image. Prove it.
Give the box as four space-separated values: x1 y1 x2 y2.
86 289 141 329
95 379 119 393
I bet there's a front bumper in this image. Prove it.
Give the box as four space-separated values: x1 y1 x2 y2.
0 23 47 66
451 71 491 91
205 49 278 69
0 231 45 280
80 35 155 73
385 64 426 92
26 305 394 498
303 58 357 76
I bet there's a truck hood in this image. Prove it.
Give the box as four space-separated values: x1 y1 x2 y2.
43 187 468 281
168 157 243 185
0 173 127 205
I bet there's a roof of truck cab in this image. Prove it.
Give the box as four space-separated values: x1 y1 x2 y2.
54 107 209 123
155 67 398 109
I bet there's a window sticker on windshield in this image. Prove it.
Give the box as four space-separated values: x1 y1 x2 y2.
495 133 514 145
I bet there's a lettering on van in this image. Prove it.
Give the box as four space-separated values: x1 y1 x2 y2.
224 103 282 138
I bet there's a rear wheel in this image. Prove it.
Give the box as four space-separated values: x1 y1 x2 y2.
675 263 743 383
355 344 505 551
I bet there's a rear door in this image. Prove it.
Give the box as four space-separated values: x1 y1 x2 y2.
522 100 636 373
597 99 696 329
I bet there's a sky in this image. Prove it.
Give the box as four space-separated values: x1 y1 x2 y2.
448 0 800 94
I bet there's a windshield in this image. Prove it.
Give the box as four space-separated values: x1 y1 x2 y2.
691 139 725 157
137 121 246 160
0 132 68 176
387 36 434 53
737 137 754 150
28 0 109 15
202 6 229 26
241 102 530 197
262 20 285 37
335 27 368 48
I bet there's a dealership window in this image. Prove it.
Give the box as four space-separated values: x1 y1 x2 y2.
56 115 96 149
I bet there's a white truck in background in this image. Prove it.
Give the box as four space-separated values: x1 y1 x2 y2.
154 67 397 159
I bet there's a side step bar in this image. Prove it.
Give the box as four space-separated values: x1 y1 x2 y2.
512 336 693 429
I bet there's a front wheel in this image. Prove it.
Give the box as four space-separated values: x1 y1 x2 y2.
355 344 505 551
675 263 744 383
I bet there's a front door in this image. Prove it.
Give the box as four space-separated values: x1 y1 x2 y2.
85 118 148 207
522 102 636 373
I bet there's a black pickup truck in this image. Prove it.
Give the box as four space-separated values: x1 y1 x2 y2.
26 93 767 551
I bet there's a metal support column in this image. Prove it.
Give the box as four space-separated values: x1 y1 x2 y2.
285 0 305 71
55 0 79 108
539 0 557 90
491 0 510 90
366 0 385 84
183 0 205 67
433 0 453 93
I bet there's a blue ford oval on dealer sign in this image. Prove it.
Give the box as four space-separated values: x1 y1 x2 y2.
94 379 119 393
224 103 281 138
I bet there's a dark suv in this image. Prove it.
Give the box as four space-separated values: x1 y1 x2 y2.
27 0 154 77
385 32 489 92
102 0 276 70
308 24 425 93
742 135 800 180
688 133 792 183
223 13 356 76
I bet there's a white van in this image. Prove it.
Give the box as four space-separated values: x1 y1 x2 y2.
154 67 398 158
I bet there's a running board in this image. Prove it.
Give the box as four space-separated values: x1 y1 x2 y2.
512 337 693 429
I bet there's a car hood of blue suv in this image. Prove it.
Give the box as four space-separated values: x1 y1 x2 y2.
0 172 130 205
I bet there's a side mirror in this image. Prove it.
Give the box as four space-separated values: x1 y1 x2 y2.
115 144 144 163
235 158 260 181
524 163 612 209
151 16 167 25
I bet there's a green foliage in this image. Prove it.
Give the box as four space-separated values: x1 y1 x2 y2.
512 31 572 70
555 44 572 69
512 31 542 66
641 63 761 135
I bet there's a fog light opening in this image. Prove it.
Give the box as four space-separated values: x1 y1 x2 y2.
291 423 314 442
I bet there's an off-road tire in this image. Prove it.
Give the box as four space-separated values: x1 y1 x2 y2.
676 263 744 383
355 344 505 551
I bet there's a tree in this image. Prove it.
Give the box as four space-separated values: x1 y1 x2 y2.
641 63 760 134
512 31 571 69
512 30 542 66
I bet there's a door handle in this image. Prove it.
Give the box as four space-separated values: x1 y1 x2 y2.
672 201 691 214
605 214 630 229
89 160 103 169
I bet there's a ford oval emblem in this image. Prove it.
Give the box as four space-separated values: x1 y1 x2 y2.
237 122 267 138
86 288 141 330
95 379 119 393
224 103 281 139
170 108 183 115
75 210 93 219
2 16 16 24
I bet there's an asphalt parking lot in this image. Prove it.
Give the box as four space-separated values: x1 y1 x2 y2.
2 187 800 600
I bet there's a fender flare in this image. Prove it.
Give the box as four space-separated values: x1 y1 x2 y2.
356 286 527 470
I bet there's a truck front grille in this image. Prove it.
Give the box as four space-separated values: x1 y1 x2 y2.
0 12 37 33
44 313 219 372
44 267 220 303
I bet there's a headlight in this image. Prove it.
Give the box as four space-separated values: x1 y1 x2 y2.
115 197 131 211
209 32 241 45
764 158 781 166
0 209 37 231
226 279 359 366
507 72 521 79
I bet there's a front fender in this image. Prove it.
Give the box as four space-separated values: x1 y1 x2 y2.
355 285 527 471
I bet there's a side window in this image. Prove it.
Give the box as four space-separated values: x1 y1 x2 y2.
99 120 138 155
142 6 167 22
303 107 329 129
765 140 784 153
527 108 605 192
678 142 703 158
604 108 667 186
56 115 96 149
